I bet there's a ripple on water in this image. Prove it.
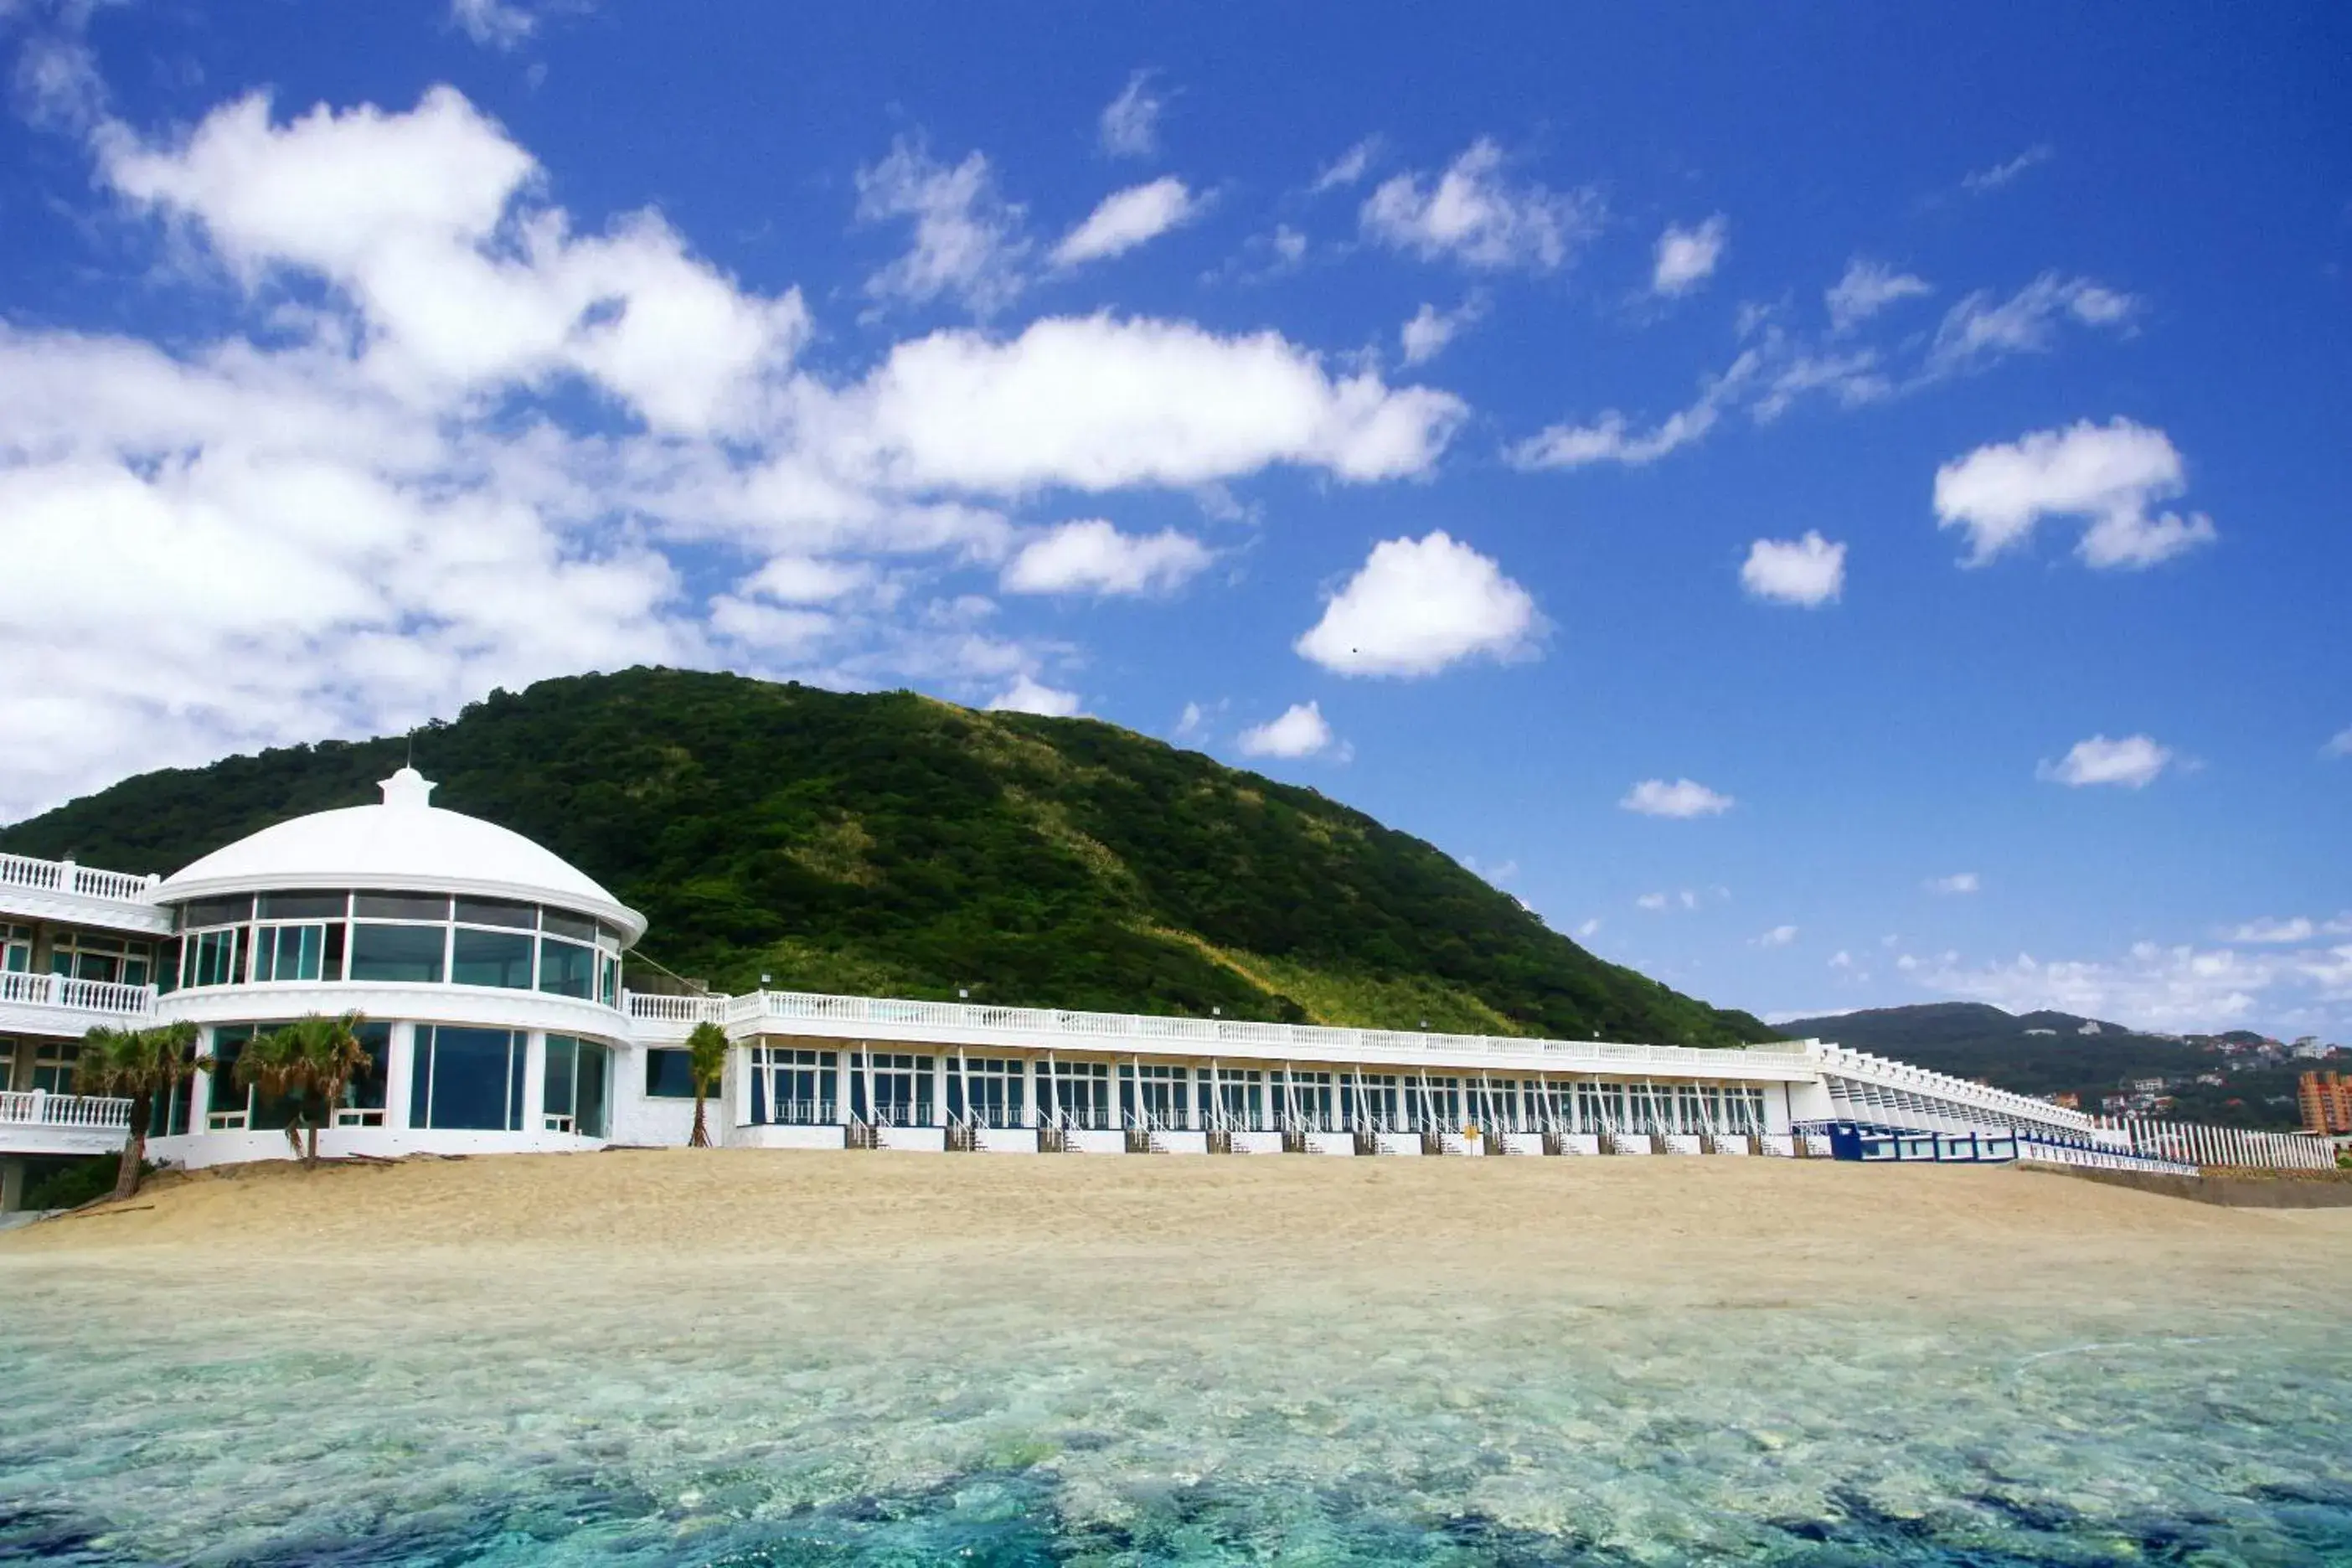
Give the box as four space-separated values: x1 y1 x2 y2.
2 1262 2348 1566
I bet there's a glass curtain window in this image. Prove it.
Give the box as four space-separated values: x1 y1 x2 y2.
452 927 534 988
537 938 594 998
251 924 338 983
410 1026 524 1131
1036 1061 1111 1128
183 928 244 989
342 1023 392 1118
542 1036 612 1136
349 924 446 983
2 925 30 972
203 1024 302 1129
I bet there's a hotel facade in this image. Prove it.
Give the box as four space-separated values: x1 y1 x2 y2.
1 771 2330 1204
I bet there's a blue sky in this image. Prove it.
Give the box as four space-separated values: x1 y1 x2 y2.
1 2 2346 1036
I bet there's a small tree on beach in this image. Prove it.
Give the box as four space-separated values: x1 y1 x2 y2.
238 1012 372 1168
685 1020 729 1148
75 1020 205 1202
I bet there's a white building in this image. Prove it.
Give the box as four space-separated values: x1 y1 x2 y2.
7 770 2314 1203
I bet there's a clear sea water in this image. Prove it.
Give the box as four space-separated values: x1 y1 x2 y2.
3 1252 2347 1565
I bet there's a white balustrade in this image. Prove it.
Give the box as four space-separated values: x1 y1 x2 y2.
0 851 159 907
0 1090 133 1129
0 970 157 1017
646 986 1800 1077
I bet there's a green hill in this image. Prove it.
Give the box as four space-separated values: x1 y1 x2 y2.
0 668 1774 1046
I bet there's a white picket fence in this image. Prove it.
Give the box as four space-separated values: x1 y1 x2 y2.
2098 1116 2337 1172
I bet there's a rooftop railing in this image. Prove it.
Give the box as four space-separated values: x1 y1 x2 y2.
0 970 157 1018
0 852 160 907
616 986 1809 1076
0 1090 133 1130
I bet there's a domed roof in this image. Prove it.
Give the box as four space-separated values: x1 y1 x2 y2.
157 769 645 944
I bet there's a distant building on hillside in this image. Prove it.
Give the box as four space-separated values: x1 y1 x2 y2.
2125 1076 2167 1095
2298 1070 2352 1136
2291 1036 2336 1060
2043 1091 2081 1110
2024 1027 2058 1036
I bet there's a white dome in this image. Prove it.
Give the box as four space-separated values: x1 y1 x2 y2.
157 769 646 944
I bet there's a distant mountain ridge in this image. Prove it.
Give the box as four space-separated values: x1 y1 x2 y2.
1780 1002 2313 1129
0 667 1773 1047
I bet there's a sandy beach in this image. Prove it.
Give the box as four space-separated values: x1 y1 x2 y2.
9 1150 2349 1318
8 1153 2352 1563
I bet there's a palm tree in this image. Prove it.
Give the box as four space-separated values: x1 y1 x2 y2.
75 1020 205 1202
684 1020 729 1148
239 1012 372 1167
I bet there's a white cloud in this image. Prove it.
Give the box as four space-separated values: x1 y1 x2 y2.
1097 71 1163 159
1052 177 1200 266
1756 924 1798 948
1172 700 1210 742
1237 700 1336 759
855 137 1029 316
1295 531 1542 678
1824 258 1930 333
1926 872 1981 895
2040 734 2172 789
839 313 1466 493
0 82 1480 819
2323 727 2352 759
1651 214 1727 296
1828 950 1854 969
1921 941 2307 1033
1313 137 1380 193
739 557 873 605
1360 138 1599 272
1507 349 1757 470
448 0 534 49
1934 418 2215 570
1740 531 1845 606
2227 917 2315 944
1000 518 1210 596
1576 918 1603 939
1961 145 2051 194
1635 890 1702 912
1926 273 2137 379
1399 296 1484 366
1620 778 1734 818
987 675 1082 718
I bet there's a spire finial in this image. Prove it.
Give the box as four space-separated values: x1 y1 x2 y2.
379 768 436 809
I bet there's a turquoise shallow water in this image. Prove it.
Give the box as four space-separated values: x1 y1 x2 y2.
2 1253 2348 1566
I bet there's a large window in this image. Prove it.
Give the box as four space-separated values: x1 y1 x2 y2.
410 1026 524 1131
204 1023 305 1131
645 1048 697 1098
47 931 155 988
848 1052 933 1127
31 1040 76 1095
349 923 446 983
452 927 534 988
543 1035 610 1137
3 925 31 973
172 889 628 1001
1037 1060 1110 1129
752 1047 837 1125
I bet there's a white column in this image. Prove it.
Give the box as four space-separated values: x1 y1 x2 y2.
1021 1055 1036 1127
522 1031 547 1134
735 1042 755 1129
932 1053 948 1127
385 1024 417 1131
188 1028 215 1130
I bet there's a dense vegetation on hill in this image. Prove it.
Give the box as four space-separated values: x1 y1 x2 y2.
1782 1003 2317 1129
1 668 1774 1046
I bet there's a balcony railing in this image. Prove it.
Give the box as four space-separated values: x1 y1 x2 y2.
0 970 158 1018
0 852 159 906
625 986 1809 1076
0 1090 133 1130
